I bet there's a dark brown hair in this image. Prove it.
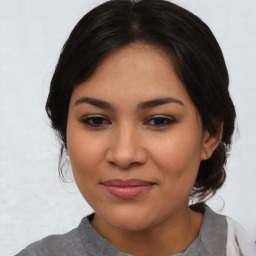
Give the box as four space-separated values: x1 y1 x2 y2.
46 0 236 200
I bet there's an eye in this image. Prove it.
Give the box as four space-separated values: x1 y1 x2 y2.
145 115 176 127
81 115 111 127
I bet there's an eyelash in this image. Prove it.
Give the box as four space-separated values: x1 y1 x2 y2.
81 115 111 128
80 115 176 128
145 116 176 127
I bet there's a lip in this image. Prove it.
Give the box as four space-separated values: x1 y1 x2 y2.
101 179 155 199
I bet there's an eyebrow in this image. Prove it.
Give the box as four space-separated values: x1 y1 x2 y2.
74 97 112 109
74 97 184 109
138 97 184 110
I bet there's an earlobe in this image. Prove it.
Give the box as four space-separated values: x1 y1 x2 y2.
201 122 223 160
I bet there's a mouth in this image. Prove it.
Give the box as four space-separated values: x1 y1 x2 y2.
101 179 156 199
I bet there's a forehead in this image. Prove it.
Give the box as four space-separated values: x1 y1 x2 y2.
70 43 192 107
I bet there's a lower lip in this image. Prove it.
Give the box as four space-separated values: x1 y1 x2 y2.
104 185 153 199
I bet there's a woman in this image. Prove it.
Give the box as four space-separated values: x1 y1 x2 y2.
16 0 256 255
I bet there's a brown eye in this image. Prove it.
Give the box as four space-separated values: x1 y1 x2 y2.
81 116 111 127
145 116 176 127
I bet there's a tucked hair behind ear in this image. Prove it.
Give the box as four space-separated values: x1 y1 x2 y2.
46 0 236 201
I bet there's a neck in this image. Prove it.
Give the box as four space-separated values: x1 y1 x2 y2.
91 206 204 256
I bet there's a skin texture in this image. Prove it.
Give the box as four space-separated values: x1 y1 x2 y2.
67 43 221 255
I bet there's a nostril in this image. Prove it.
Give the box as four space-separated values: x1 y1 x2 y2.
105 140 147 169
107 159 143 170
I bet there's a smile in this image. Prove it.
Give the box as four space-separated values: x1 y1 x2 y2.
101 179 156 199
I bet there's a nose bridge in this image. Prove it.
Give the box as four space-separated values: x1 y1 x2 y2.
106 121 146 168
116 121 136 151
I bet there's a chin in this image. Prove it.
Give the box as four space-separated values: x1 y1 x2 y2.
99 206 160 231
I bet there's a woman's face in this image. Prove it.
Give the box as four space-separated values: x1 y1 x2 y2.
67 43 211 231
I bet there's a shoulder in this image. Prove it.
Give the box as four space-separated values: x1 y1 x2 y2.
193 204 256 256
225 216 256 256
15 226 87 256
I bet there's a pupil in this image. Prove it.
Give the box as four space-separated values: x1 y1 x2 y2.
155 118 165 125
93 118 103 124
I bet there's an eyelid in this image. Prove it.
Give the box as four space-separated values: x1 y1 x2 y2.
145 114 175 120
144 115 177 126
81 114 108 118
79 114 176 128
80 114 111 127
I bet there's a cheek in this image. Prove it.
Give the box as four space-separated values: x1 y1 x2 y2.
67 133 106 206
67 125 106 183
148 128 202 184
69 142 101 176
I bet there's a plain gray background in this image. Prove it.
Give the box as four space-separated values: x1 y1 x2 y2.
0 0 256 255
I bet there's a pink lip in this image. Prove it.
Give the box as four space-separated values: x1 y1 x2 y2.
102 179 155 199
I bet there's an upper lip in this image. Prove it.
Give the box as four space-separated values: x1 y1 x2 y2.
101 179 155 187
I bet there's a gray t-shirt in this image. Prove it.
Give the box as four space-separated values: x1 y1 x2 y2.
15 204 227 256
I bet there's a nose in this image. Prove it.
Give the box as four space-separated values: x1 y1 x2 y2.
105 124 147 169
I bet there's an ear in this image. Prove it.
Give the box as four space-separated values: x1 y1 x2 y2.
201 122 223 160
